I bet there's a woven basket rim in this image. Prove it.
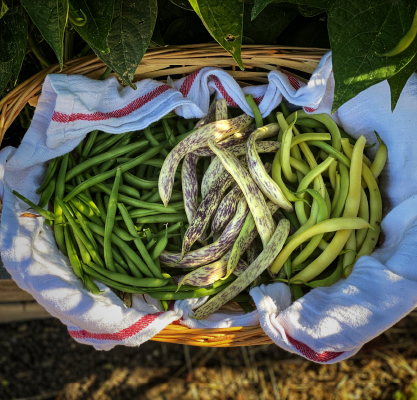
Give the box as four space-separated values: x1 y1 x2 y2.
0 43 324 347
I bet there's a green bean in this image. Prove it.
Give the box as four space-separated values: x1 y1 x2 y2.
81 263 147 293
92 181 141 199
86 262 168 287
68 203 98 251
98 159 117 174
63 218 84 279
69 197 104 227
162 119 177 146
56 197 105 267
118 203 163 278
144 127 169 157
280 209 300 230
76 139 84 157
151 232 168 260
135 214 188 224
356 188 369 251
150 222 183 238
122 171 159 189
92 232 129 272
66 140 149 182
146 238 157 251
115 209 161 221
65 184 101 217
89 131 130 157
245 94 263 128
12 191 55 220
82 130 99 158
103 168 122 272
54 154 70 255
83 275 103 294
38 176 57 210
176 119 187 135
36 156 61 194
64 143 167 201
280 101 290 118
90 179 177 213
86 221 154 278
147 285 225 300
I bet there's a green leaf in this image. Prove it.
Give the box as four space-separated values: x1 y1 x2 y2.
243 4 298 44
0 6 27 96
188 0 244 70
163 14 212 44
0 1 8 19
91 0 157 88
21 0 69 68
387 50 417 111
251 0 333 21
329 0 417 112
170 0 193 11
297 5 325 17
69 0 115 53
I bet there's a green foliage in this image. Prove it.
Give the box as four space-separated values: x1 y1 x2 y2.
0 0 416 117
0 6 27 96
70 0 114 53
91 0 158 88
188 0 244 69
21 0 69 68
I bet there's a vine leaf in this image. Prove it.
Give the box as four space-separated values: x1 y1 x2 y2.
70 0 115 53
91 0 158 88
188 0 244 70
329 0 417 112
21 0 69 68
0 6 27 95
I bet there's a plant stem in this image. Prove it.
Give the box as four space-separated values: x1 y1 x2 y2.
28 32 52 67
99 67 112 80
77 43 91 57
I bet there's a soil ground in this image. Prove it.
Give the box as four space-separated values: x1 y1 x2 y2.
1 313 417 400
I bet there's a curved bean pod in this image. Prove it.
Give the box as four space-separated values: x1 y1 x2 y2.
159 113 252 206
159 197 249 268
181 153 200 225
370 131 387 179
193 219 290 320
208 140 275 248
246 126 293 210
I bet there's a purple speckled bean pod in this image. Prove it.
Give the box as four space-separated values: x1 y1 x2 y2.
208 140 276 248
201 140 280 198
159 113 253 206
216 98 228 121
210 185 244 238
159 197 249 267
192 219 290 320
180 169 235 259
246 126 293 211
192 125 255 157
181 153 200 225
209 163 272 239
195 98 217 128
226 201 279 279
247 242 261 288
177 253 249 289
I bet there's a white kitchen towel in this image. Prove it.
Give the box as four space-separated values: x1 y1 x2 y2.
1 51 417 361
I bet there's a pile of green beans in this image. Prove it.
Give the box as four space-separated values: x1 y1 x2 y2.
14 99 387 316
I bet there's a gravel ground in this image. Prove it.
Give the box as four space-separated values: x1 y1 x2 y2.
1 314 417 400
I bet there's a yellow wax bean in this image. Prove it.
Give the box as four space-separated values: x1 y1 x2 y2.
288 135 367 282
270 217 372 275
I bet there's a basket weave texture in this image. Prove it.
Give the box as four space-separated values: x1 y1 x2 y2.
0 43 327 347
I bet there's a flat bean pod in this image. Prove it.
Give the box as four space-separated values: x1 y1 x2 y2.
159 113 253 206
208 140 275 248
193 219 290 319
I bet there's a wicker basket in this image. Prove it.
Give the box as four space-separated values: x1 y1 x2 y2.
0 43 328 347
